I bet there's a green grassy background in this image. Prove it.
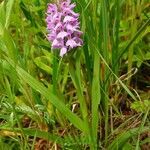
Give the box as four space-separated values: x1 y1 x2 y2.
0 0 150 149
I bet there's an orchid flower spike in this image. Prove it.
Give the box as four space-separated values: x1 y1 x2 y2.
46 0 83 57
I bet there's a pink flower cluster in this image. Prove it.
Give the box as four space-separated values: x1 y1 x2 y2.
46 0 83 57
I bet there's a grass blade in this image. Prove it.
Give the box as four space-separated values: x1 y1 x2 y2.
5 0 15 29
4 57 85 133
107 126 150 150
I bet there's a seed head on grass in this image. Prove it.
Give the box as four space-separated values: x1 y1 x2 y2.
46 0 83 57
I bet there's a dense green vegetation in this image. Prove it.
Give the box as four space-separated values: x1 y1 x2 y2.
0 0 150 149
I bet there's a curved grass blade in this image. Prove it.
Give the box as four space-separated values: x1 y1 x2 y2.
5 0 15 29
107 126 150 150
0 128 61 144
4 57 85 133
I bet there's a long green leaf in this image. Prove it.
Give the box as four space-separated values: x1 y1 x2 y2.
101 0 109 144
0 2 5 28
4 57 85 132
5 0 15 29
91 50 101 149
0 128 61 143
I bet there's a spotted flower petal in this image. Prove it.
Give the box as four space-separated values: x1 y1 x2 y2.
47 32 56 41
57 31 68 39
63 8 79 17
47 4 57 14
66 24 79 33
60 47 67 57
52 39 63 49
73 37 83 45
66 39 78 48
63 16 77 23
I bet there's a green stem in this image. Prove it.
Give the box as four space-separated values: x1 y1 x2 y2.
101 0 109 145
91 50 101 149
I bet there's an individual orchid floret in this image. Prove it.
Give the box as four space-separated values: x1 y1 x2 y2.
46 0 83 57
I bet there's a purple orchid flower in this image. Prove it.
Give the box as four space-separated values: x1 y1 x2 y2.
46 0 83 57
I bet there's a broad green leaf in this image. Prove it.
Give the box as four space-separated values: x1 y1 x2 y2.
0 29 18 62
34 56 52 74
4 57 85 133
